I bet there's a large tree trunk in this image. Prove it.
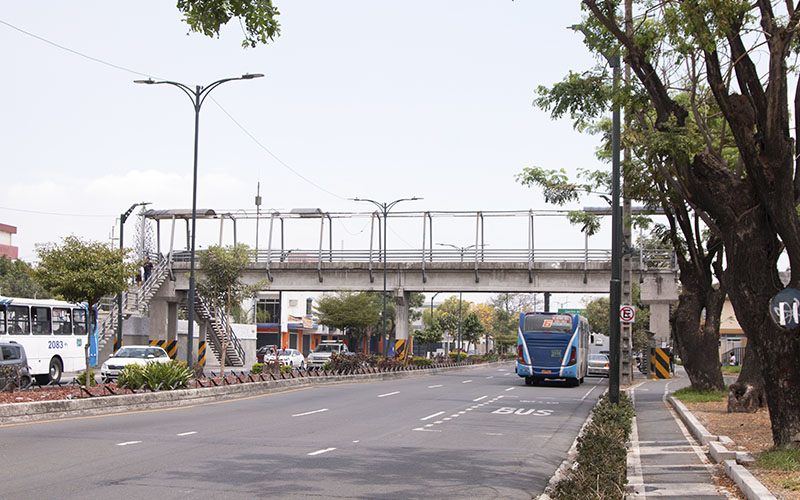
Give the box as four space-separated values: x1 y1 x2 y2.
728 344 767 413
671 288 725 391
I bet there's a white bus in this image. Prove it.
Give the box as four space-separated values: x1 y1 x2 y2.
0 296 96 384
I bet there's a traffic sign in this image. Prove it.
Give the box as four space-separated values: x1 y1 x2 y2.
619 305 636 323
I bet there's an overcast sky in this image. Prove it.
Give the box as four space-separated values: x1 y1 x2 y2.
1 2 612 306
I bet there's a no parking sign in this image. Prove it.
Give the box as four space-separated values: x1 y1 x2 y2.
620 305 636 323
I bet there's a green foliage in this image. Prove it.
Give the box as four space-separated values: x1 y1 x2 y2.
77 368 97 387
757 448 800 472
117 361 191 391
251 362 263 375
315 291 381 346
672 386 728 402
461 311 485 350
552 394 634 500
34 236 135 308
411 357 433 367
482 352 499 362
196 244 257 308
176 0 281 48
583 283 651 352
413 326 443 346
117 364 145 389
0 256 51 299
377 357 404 370
0 365 27 392
448 351 466 362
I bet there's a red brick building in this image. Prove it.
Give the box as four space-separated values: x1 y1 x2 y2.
0 223 18 260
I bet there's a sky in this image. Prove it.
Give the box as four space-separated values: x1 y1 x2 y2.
0 2 612 307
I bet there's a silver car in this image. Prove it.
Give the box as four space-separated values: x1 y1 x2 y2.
587 353 610 377
306 341 349 368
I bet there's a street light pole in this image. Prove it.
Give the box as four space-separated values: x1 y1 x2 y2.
135 73 263 365
569 24 622 404
351 197 421 356
117 202 150 353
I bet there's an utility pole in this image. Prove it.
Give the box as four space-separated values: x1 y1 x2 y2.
621 0 634 386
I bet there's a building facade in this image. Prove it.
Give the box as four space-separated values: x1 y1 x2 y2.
0 223 18 260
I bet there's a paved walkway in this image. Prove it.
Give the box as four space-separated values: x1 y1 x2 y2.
627 372 737 499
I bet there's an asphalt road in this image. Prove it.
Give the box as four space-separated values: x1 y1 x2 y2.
0 363 606 500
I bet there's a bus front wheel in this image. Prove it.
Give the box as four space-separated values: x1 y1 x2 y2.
48 358 63 385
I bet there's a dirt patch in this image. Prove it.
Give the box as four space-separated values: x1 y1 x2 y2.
684 400 800 500
0 386 79 405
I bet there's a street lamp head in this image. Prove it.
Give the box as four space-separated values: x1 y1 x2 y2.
134 79 156 85
241 73 264 80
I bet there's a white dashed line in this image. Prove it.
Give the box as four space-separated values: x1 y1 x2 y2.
428 384 443 388
293 408 329 417
117 441 141 446
486 376 494 379
462 380 473 384
352 440 360 443
486 432 503 436
413 427 441 432
308 448 336 456
378 391 400 398
505 387 515 392
473 395 488 402
177 431 197 436
421 411 445 421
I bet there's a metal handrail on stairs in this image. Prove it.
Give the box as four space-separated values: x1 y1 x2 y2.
194 295 246 366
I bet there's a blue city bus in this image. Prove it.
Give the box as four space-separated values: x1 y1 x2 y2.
516 312 589 387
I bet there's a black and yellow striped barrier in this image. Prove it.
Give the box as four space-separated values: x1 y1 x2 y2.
149 339 178 360
198 341 206 367
394 339 407 359
113 338 122 352
650 347 672 379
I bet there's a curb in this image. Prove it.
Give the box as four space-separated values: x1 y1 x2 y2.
1 363 486 425
667 395 776 500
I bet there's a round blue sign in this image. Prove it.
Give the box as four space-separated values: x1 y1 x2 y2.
769 288 800 329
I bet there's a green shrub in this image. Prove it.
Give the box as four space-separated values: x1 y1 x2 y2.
251 362 264 375
411 357 433 367
552 394 635 500
673 385 728 403
77 368 97 387
483 352 499 362
117 364 145 389
757 448 800 471
448 351 467 362
118 361 191 391
280 364 292 374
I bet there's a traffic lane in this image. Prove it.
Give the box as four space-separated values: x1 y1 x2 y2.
0 365 598 499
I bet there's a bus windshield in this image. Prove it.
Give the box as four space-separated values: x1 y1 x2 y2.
523 314 573 334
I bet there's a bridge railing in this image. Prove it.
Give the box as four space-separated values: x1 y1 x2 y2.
169 248 673 266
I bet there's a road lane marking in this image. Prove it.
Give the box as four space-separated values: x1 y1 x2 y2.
486 376 494 379
352 440 360 443
293 408 329 417
428 384 443 388
505 387 515 392
473 395 488 401
462 380 473 384
177 431 197 436
421 411 445 421
117 441 141 446
486 432 503 436
413 427 441 432
308 447 336 456
581 386 597 401
378 391 400 398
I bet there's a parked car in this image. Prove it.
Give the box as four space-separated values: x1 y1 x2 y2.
256 345 278 363
277 348 306 369
306 340 350 368
100 345 171 382
0 341 32 389
587 353 610 377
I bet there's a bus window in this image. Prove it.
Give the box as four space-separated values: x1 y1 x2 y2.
0 305 5 334
31 307 51 335
53 308 72 335
523 313 573 334
73 309 87 335
7 306 29 334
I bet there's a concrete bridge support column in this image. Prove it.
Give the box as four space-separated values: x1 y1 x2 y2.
167 302 178 342
394 289 410 341
640 271 679 348
149 298 168 341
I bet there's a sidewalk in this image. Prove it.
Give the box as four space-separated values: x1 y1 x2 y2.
627 369 775 500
